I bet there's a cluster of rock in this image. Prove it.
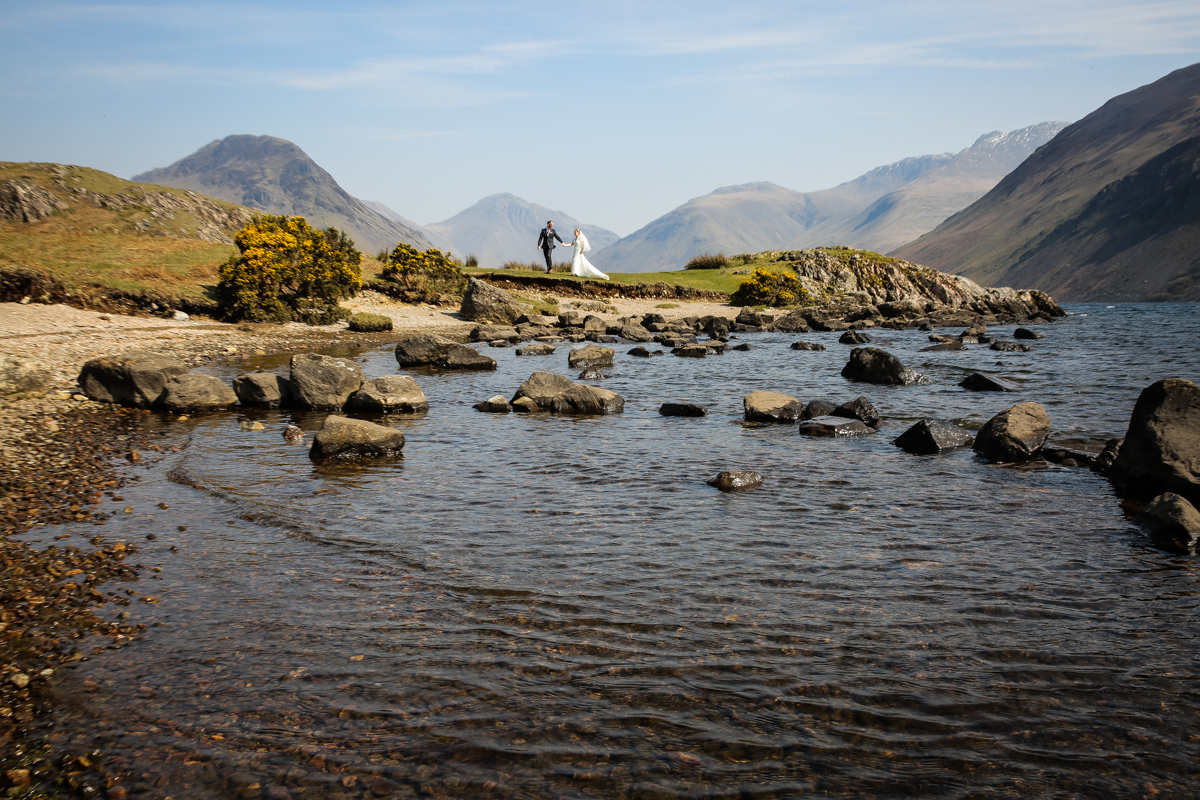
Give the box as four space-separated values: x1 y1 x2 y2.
473 370 624 416
464 274 727 304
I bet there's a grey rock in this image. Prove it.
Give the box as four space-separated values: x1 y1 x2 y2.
568 344 615 369
172 310 190 322
581 315 608 333
469 324 520 342
1135 492 1200 554
797 416 873 437
1093 437 1124 473
161 374 238 412
1013 327 1042 340
232 371 292 408
960 373 1021 392
439 345 497 370
345 376 428 413
511 396 539 413
310 416 405 460
832 396 880 427
772 312 811 333
973 402 1050 462
579 367 608 380
707 471 763 491
289 353 364 410
516 342 556 356
839 330 871 345
395 335 453 367
488 340 511 348
673 344 708 358
549 384 625 415
744 391 802 423
618 323 654 342
459 277 523 324
790 341 826 352
660 402 706 417
474 395 512 413
0 179 68 222
990 341 1033 352
893 419 973 454
0 355 52 397
1110 378 1200 505
512 371 576 409
731 342 753 351
922 342 967 352
283 424 304 442
78 350 188 408
628 346 652 358
1042 447 1096 467
841 347 929 385
802 399 836 420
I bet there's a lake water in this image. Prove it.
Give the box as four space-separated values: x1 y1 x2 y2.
22 303 1200 799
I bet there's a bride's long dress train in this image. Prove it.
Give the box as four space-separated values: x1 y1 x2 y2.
569 234 609 280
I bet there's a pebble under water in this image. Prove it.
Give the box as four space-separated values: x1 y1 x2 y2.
18 303 1200 799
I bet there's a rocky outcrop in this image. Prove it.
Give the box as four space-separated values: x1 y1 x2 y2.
0 355 52 397
474 395 512 413
841 347 929 385
310 416 405 460
660 402 707 417
744 391 802 423
78 351 188 408
549 385 625 415
797 416 873 437
1135 493 1200 554
893 419 973 454
511 372 576 410
232 371 292 408
344 376 429 413
973 402 1050 462
460 278 524 324
394 335 497 370
161 374 238 412
568 344 615 369
707 471 764 492
289 354 364 411
0 180 69 223
1109 378 1200 505
960 373 1020 392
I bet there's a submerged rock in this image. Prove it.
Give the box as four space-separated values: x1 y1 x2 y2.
841 347 928 385
289 354 364 411
511 396 539 413
1014 327 1042 340
1109 378 1200 505
744 391 802 423
310 416 405 459
161 374 238 412
1135 492 1200 554
474 395 512 413
973 402 1050 462
78 351 188 408
707 471 763 492
960 373 1021 392
628 346 652 358
579 367 608 380
344 376 428 413
797 416 873 437
990 341 1033 352
893 419 973 454
922 342 967 352
660 402 707 417
790 341 826 351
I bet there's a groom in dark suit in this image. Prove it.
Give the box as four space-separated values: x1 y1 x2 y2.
536 220 564 273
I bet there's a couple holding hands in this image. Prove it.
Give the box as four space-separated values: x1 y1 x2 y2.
536 220 609 280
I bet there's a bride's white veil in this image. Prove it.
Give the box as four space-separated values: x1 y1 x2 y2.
578 232 591 252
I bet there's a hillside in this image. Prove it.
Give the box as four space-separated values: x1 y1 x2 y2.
425 193 619 268
133 135 434 255
893 64 1200 301
0 161 248 300
592 123 1063 274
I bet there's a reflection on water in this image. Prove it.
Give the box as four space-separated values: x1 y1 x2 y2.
23 304 1200 799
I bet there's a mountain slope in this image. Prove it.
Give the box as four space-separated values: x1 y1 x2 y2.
425 193 619 268
133 135 434 254
362 199 457 254
797 122 1068 252
892 64 1200 301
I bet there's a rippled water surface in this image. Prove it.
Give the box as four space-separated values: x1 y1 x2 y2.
23 304 1200 799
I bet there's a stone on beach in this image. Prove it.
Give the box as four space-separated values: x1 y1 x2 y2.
161 374 238 412
78 351 188 408
1109 378 1200 506
960 373 1021 392
568 344 615 369
707 471 763 492
310 416 405 460
459 277 524 324
744 391 802 423
232 370 292 408
474 395 512 413
345 376 429 413
0 354 52 397
797 416 873 437
1134 492 1200 554
289 353 364 411
893 419 973 454
841 347 929 386
973 402 1050 462
660 402 707 417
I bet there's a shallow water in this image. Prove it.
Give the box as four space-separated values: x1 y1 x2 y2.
21 303 1200 799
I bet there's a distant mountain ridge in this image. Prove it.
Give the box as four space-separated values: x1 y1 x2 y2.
132 135 435 254
425 194 619 268
592 123 1065 273
893 64 1200 301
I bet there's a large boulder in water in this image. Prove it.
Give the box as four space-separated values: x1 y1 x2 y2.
744 391 802 423
1135 492 1200 554
310 416 405 460
973 402 1050 462
78 351 188 408
161 374 238 412
512 371 576 409
841 347 928 385
893 419 973 454
344 376 428 413
1109 378 1200 505
232 371 292 408
395 335 496 370
568 344 615 369
549 384 624 415
289 354 364 410
459 277 523 324
960 373 1020 392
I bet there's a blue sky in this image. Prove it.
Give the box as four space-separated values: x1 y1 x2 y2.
2 1 1199 235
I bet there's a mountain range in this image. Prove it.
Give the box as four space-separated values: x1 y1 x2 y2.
590 122 1066 273
893 63 1200 301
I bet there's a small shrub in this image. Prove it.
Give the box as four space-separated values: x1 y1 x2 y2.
740 253 755 265
217 215 362 324
730 268 808 307
383 243 466 296
465 254 479 268
502 260 537 271
684 253 729 270
348 312 393 332
656 303 680 309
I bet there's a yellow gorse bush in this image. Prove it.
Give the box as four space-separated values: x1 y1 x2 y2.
382 242 466 295
217 215 362 323
729 268 808 307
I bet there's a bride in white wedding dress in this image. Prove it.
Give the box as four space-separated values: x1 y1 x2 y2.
568 229 609 280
